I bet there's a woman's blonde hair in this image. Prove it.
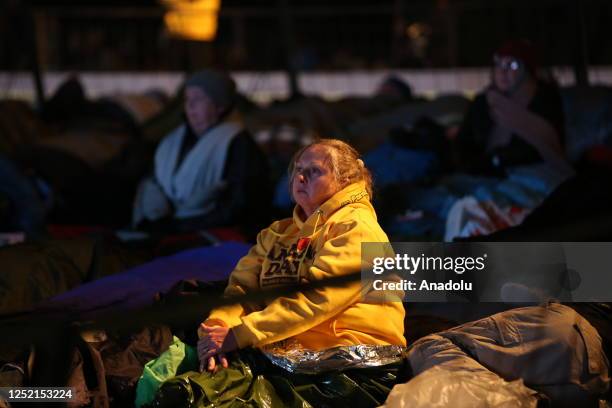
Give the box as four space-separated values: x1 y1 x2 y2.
288 138 373 200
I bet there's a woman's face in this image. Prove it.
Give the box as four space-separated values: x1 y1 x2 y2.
492 55 525 93
184 86 220 135
291 145 341 217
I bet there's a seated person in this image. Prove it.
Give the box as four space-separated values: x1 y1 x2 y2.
133 70 270 236
384 40 575 240
455 39 572 177
196 139 406 372
376 75 414 102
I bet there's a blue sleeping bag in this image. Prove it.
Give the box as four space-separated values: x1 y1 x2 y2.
38 242 250 319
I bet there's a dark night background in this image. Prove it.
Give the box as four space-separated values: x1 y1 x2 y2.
1 0 610 72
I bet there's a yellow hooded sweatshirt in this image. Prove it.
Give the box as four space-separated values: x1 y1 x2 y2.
205 181 406 350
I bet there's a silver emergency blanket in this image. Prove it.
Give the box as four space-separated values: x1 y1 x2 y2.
263 341 406 374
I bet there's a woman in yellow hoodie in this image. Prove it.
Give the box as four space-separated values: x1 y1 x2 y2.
198 139 406 372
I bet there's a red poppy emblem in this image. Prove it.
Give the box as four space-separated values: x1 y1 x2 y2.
296 237 311 253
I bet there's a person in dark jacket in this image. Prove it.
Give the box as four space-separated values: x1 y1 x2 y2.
455 39 570 177
133 70 271 237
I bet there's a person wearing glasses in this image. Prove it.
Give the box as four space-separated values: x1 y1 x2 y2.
454 40 571 177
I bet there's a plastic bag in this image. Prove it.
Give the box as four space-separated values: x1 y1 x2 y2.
135 336 198 407
382 365 540 408
146 346 399 408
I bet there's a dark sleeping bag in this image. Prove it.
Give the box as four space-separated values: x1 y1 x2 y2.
37 242 249 320
0 238 147 316
143 346 401 408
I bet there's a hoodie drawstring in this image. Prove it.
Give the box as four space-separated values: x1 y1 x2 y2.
294 209 323 281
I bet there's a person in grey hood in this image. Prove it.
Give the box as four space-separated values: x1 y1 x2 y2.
133 69 271 237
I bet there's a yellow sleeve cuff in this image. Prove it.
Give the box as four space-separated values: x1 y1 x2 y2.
206 303 245 328
230 322 261 349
